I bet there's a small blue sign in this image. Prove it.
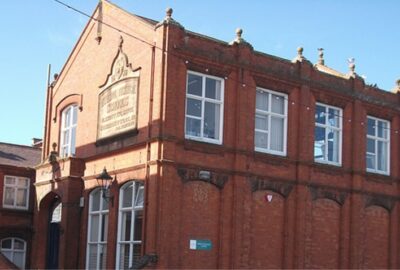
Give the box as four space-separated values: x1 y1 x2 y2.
190 239 212 250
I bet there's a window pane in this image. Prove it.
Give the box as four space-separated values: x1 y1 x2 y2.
255 115 268 131
133 244 142 263
90 215 99 242
101 214 108 241
367 138 375 154
186 98 202 117
87 244 98 269
72 105 78 125
256 91 268 111
185 117 201 137
64 107 71 128
255 131 268 149
377 141 388 171
367 118 375 136
187 74 202 96
328 108 340 128
271 94 284 114
16 189 27 207
203 102 220 140
102 194 109 210
378 120 388 139
121 212 132 241
1 239 12 249
315 105 325 124
367 153 375 170
91 190 100 211
17 178 28 188
122 184 133 208
327 129 339 162
70 127 76 156
134 210 143 241
100 245 107 269
314 126 326 160
270 116 284 152
119 244 131 269
4 187 15 206
205 78 221 100
5 177 15 185
135 186 144 208
13 239 25 250
13 252 24 269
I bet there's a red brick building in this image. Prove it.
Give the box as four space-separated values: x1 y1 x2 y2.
0 142 41 269
33 1 400 269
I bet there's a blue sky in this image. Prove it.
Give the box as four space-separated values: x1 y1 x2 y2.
0 0 399 146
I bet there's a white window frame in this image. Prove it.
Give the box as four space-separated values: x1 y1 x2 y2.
60 104 78 158
314 103 342 166
0 237 26 269
185 71 224 145
86 188 109 270
116 181 144 269
2 175 30 210
254 88 288 156
366 116 390 175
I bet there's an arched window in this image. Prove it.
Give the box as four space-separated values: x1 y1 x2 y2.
0 238 26 269
116 181 144 269
60 104 78 157
86 188 109 270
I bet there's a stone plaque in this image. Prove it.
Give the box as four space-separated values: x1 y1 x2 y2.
98 78 138 139
97 36 140 140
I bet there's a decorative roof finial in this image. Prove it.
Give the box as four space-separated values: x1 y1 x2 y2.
348 58 356 77
229 28 253 49
292 47 306 63
318 48 325 65
392 78 400 93
155 7 183 29
236 28 243 40
166 7 173 18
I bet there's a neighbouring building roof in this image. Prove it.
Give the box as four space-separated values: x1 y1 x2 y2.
0 253 18 270
0 142 41 168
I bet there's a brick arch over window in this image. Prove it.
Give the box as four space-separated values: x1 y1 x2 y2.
53 94 82 123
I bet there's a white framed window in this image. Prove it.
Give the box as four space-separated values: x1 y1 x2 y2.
86 188 109 270
116 181 144 269
1 238 26 269
60 104 78 157
3 176 29 210
185 71 224 144
366 116 390 175
314 103 342 165
254 88 288 155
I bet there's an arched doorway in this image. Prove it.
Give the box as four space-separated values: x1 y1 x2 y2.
46 198 62 269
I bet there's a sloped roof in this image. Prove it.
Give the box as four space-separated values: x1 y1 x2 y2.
0 142 41 168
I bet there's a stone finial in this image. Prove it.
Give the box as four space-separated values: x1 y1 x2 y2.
155 7 183 29
229 28 253 49
348 58 356 76
392 79 400 93
292 46 306 63
318 48 325 65
166 7 173 18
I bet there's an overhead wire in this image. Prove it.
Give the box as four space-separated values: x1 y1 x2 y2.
52 0 400 135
